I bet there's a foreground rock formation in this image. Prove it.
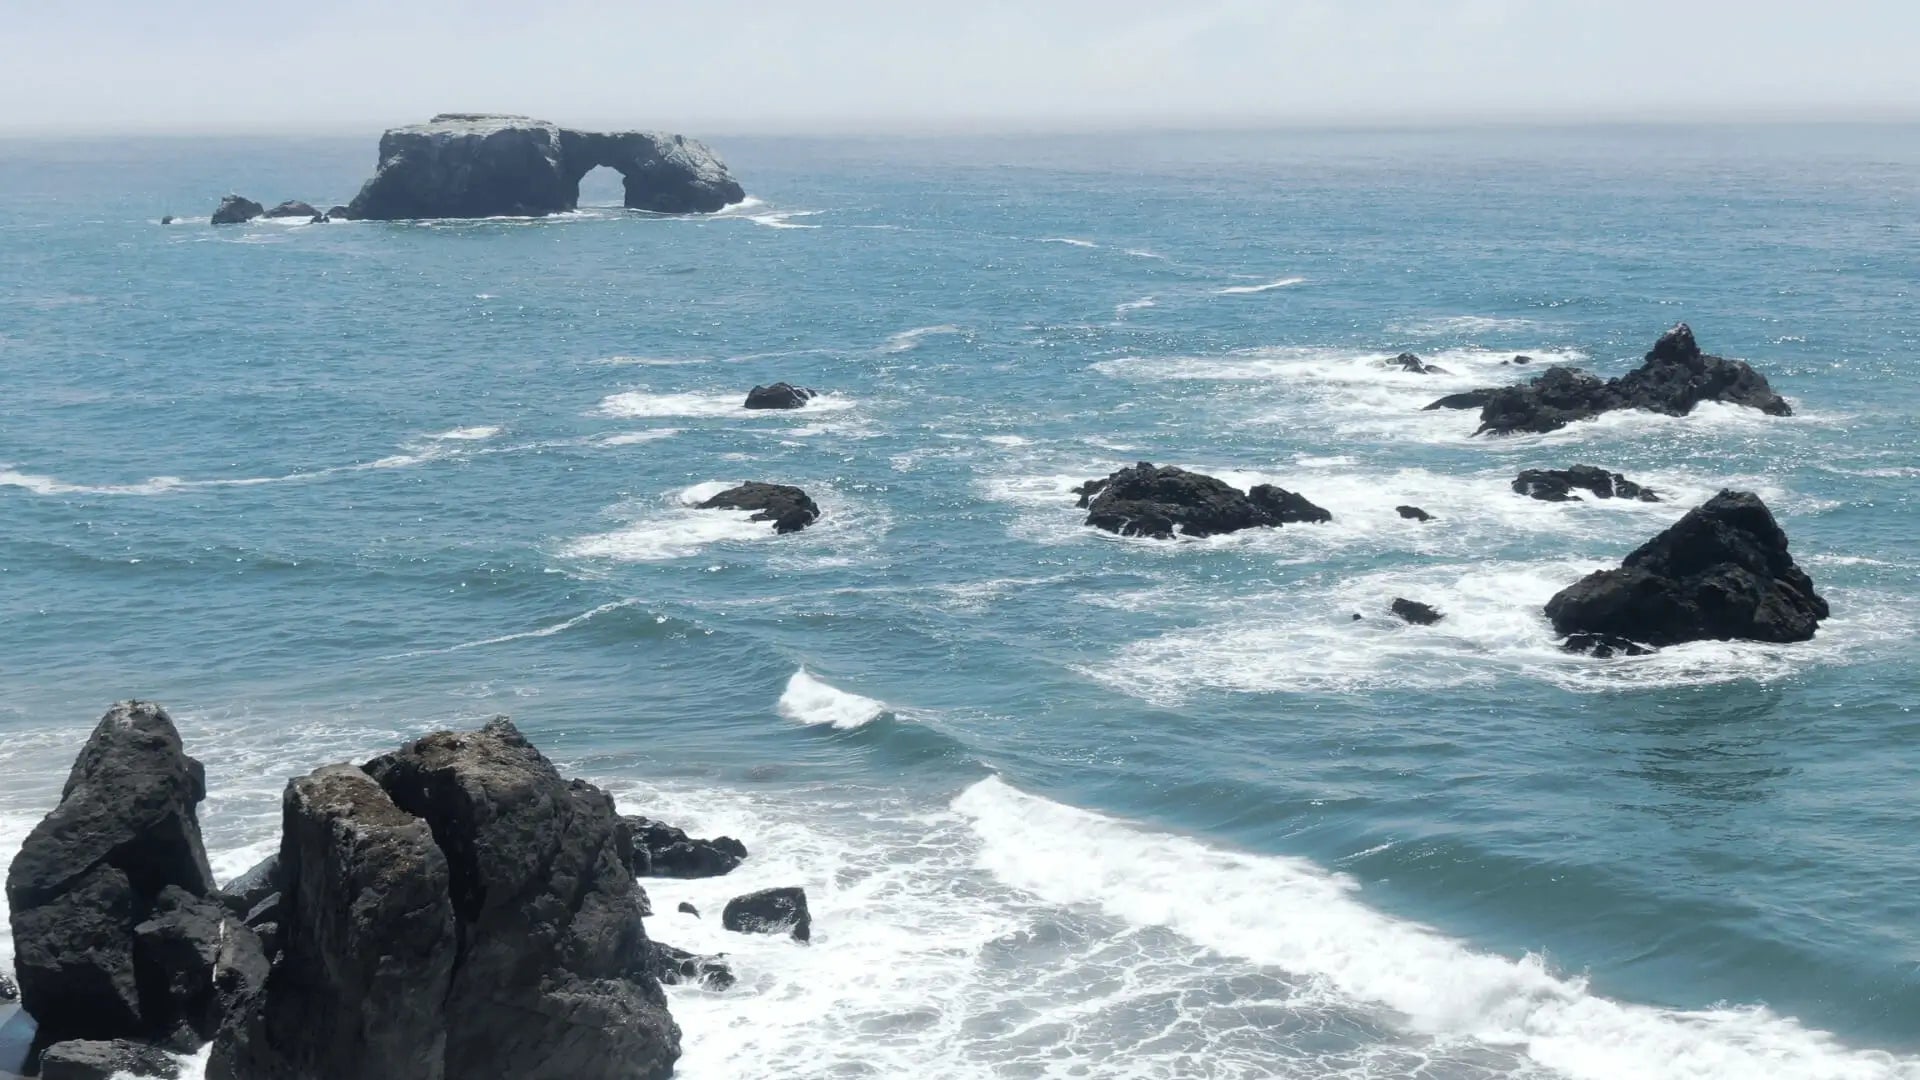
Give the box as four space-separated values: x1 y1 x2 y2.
619 817 747 878
1545 490 1828 647
5 707 777 1080
1513 466 1659 503
743 383 816 410
4 702 220 1049
696 482 821 534
1074 463 1330 539
343 114 745 221
1469 325 1791 435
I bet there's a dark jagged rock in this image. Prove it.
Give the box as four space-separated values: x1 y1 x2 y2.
6 702 215 1046
39 1038 180 1080
677 902 699 918
696 482 820 534
722 887 811 943
1561 632 1654 659
210 196 263 226
209 764 456 1080
1391 599 1445 626
1472 325 1792 435
636 884 653 917
1545 490 1828 646
308 214 324 224
1423 388 1498 412
1513 466 1660 503
132 886 230 1043
743 382 816 410
0 971 16 1001
1396 505 1434 522
1387 352 1447 375
642 943 734 991
217 857 279 918
617 816 748 879
159 216 175 226
344 114 744 221
1512 355 1533 365
362 719 677 1080
1076 463 1330 539
324 206 350 220
261 201 318 219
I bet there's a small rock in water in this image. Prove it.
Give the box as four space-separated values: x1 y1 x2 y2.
159 215 175 226
743 382 817 410
1512 355 1533 365
1391 598 1445 625
643 942 735 990
1350 613 1363 621
0 969 16 1001
210 195 264 225
1561 632 1654 659
1075 462 1329 539
263 200 320 219
723 886 811 942
1387 352 1448 375
677 902 700 918
38 1038 180 1080
1423 388 1497 411
1396 505 1434 522
695 482 821 534
1513 466 1659 503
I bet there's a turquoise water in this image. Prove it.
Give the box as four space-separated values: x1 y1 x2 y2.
2 126 1918 1078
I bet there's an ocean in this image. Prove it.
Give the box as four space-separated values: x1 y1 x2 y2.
1 124 1917 1079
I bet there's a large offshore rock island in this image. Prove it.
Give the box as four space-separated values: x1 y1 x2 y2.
342 113 745 220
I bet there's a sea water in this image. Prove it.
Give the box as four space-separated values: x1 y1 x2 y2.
1 125 1918 1078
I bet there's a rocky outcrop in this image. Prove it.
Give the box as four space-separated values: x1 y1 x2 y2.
6 702 216 1046
1561 632 1653 658
1513 466 1660 503
722 887 811 943
1391 599 1444 626
210 196 263 225
216 857 279 918
743 383 816 410
1075 463 1330 539
641 943 735 991
261 201 318 219
1545 491 1828 647
1473 325 1792 435
159 216 175 226
324 206 350 220
38 1039 180 1080
344 114 744 221
210 719 681 1080
618 816 747 878
696 482 821 534
1396 505 1434 522
1387 352 1448 375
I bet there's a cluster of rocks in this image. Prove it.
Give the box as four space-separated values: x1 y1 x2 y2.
696 482 822 535
1513 466 1659 503
1422 325 1792 435
206 196 347 226
1072 462 1331 540
4 706 812 1079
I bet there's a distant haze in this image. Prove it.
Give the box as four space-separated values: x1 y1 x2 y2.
7 0 1920 135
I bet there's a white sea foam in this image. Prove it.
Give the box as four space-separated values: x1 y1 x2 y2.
1040 237 1097 248
423 425 502 441
1215 277 1305 294
955 777 1920 1080
561 482 813 563
376 598 647 661
594 391 854 419
980 434 1031 447
1393 314 1544 336
1124 248 1164 259
1114 296 1156 316
883 324 964 353
776 669 888 729
596 429 682 446
593 355 709 367
747 210 823 230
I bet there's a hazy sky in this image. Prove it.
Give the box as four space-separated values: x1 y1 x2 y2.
5 0 1918 134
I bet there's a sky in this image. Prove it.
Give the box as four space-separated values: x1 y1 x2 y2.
3 0 1918 134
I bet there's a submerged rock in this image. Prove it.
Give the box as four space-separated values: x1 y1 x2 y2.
618 816 747 878
210 196 263 225
1075 463 1329 539
743 383 816 410
1513 466 1660 503
677 902 700 918
1545 490 1828 646
5 701 216 1046
641 943 734 990
1391 598 1445 625
1423 387 1498 412
696 482 820 534
261 201 318 219
39 1038 180 1080
1472 324 1792 435
723 887 811 943
344 114 743 220
1387 352 1447 375
1561 632 1654 659
159 216 175 226
1396 505 1434 522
